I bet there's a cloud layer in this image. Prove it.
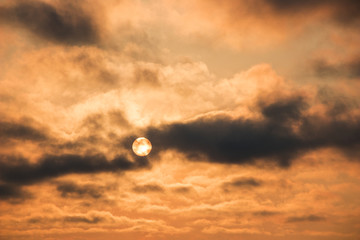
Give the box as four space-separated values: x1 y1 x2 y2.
0 0 360 239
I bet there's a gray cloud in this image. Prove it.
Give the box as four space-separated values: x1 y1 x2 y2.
63 216 104 224
313 57 360 79
140 96 360 167
28 214 110 225
0 183 31 203
265 0 360 25
132 184 164 193
286 214 326 223
0 1 99 45
253 211 280 217
226 178 262 187
0 121 48 143
0 154 149 186
56 181 106 199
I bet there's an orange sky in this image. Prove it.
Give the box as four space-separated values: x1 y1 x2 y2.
1 1 360 239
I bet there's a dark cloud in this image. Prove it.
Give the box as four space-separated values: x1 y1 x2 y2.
0 154 149 186
0 1 99 45
132 184 164 193
143 96 360 167
0 183 30 202
286 214 326 223
0 121 48 142
259 96 307 122
56 182 105 199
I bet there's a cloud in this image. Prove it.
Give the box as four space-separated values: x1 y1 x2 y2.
56 181 106 199
265 0 360 25
132 184 164 193
0 183 30 202
63 215 104 224
143 95 360 167
253 210 280 217
0 154 149 186
223 178 263 192
27 211 119 225
171 186 193 194
133 66 161 87
0 0 100 45
286 214 326 223
0 120 48 143
313 57 360 79
183 0 360 50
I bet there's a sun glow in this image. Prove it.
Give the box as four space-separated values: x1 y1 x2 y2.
132 137 152 156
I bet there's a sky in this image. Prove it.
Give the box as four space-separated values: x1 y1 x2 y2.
0 0 360 239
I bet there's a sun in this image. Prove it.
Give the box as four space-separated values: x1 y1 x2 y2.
132 137 152 156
